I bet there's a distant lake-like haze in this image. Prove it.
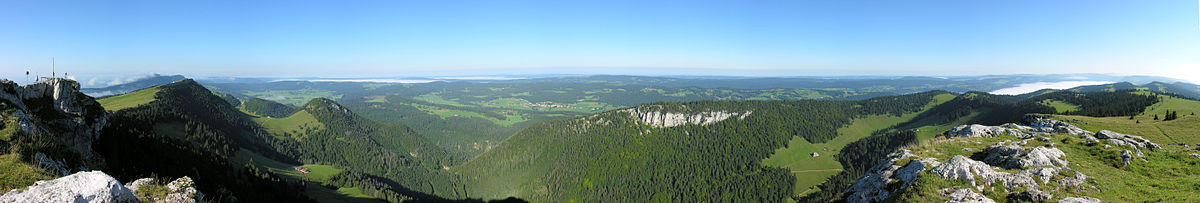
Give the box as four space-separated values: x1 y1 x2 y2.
990 81 1113 95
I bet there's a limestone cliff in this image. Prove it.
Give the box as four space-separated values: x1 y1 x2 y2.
0 78 109 175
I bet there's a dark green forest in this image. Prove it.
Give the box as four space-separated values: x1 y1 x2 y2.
454 92 944 202
242 97 298 118
95 80 313 202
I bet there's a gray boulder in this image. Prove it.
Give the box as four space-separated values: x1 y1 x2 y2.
946 124 1023 138
124 178 155 194
1007 190 1052 202
1120 150 1134 167
941 187 995 203
929 156 1038 191
981 142 1067 169
0 171 139 203
1097 130 1160 151
1025 117 1091 135
163 176 202 203
1057 196 1101 203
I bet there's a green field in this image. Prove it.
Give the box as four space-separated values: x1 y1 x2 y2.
762 93 956 197
1142 95 1200 118
245 88 341 106
98 87 160 111
231 149 380 202
1039 99 1080 113
256 110 324 138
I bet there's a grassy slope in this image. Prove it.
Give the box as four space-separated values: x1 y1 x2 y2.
0 154 51 192
1051 95 1200 144
762 93 957 197
98 87 160 111
1039 99 1080 113
255 110 324 139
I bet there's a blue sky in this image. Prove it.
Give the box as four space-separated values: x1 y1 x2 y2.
0 0 1197 83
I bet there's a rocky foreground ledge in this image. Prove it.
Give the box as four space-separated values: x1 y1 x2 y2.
843 116 1167 203
0 171 201 203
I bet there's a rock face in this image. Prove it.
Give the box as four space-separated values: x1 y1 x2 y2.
0 171 138 203
622 106 751 128
0 78 109 174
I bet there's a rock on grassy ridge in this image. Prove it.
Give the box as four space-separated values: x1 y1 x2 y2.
0 171 137 203
0 171 204 203
946 115 1091 139
844 118 1111 203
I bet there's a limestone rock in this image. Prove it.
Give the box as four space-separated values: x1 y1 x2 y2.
124 178 155 194
1080 134 1099 144
0 78 109 171
0 171 138 203
946 124 1021 138
940 187 995 203
1025 116 1091 135
1096 130 1160 151
1057 197 1101 203
981 143 1067 169
622 106 751 128
844 150 919 203
1120 150 1133 167
163 176 202 203
929 156 1037 190
945 117 1090 139
1007 190 1052 202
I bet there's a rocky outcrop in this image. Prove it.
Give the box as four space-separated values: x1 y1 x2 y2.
980 142 1067 169
124 178 155 193
621 106 751 128
940 187 995 203
945 116 1090 139
162 176 203 203
1120 150 1134 166
0 171 206 203
1007 190 1052 202
1057 197 1101 203
929 156 1039 191
0 78 109 173
1096 130 1160 158
1025 116 1092 135
0 171 138 203
843 150 938 202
